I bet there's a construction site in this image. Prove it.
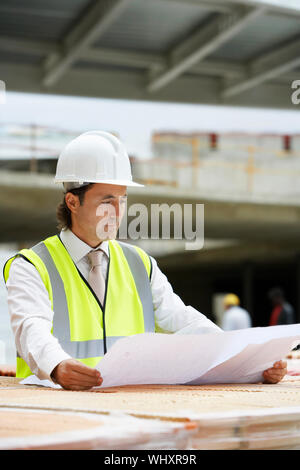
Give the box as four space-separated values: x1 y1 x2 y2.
1 0 300 452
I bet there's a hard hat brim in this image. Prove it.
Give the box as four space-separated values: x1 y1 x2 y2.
54 178 144 187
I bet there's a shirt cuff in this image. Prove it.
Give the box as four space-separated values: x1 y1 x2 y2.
37 349 72 382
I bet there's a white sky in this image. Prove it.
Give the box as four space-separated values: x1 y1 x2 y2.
0 91 300 158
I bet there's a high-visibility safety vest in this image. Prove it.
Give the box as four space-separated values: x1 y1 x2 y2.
3 234 155 378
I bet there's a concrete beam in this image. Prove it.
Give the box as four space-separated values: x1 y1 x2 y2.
85 47 248 79
42 0 131 88
1 35 296 87
0 35 247 79
157 239 300 271
223 37 300 98
157 0 233 13
147 7 264 93
0 36 57 56
1 62 297 109
0 5 75 19
2 170 300 244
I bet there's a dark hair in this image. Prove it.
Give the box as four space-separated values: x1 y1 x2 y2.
56 184 94 231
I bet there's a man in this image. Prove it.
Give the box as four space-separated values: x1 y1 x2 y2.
268 287 295 326
221 293 252 331
4 131 287 390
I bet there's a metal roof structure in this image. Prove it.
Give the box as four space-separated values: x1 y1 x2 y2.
1 0 300 109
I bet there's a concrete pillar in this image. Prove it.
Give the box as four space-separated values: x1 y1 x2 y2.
243 262 254 321
30 124 38 173
296 255 300 323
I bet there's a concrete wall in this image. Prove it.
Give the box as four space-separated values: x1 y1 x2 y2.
131 132 300 200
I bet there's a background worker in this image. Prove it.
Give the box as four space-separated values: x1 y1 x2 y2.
268 287 295 326
221 293 252 331
4 131 287 390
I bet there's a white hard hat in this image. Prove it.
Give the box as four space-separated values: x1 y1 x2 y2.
55 130 143 189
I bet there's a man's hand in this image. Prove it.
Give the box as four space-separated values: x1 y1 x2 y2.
51 359 103 391
262 360 287 384
0 365 16 377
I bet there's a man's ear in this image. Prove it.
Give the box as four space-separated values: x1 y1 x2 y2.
65 192 79 214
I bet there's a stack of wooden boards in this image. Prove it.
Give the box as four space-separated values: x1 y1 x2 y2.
1 371 300 449
0 377 196 450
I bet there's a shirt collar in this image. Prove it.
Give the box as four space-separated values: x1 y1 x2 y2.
60 228 109 264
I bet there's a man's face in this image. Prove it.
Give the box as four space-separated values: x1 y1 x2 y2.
68 183 127 245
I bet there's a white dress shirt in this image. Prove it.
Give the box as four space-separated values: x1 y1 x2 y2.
6 229 221 380
221 306 252 331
